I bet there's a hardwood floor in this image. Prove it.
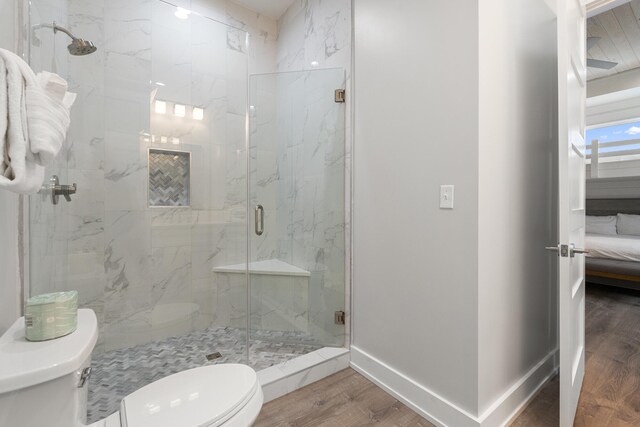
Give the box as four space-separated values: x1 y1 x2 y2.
255 284 640 426
254 368 435 426
513 283 640 426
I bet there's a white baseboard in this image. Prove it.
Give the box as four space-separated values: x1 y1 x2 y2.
478 349 558 426
350 346 558 427
350 346 477 427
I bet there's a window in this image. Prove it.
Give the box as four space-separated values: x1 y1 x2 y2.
586 119 640 178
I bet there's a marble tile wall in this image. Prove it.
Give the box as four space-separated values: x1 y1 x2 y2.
274 0 352 346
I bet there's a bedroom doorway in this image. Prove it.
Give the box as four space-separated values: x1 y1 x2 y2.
584 0 640 304
548 1 640 425
579 0 640 425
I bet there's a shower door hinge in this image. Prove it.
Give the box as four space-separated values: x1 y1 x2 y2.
335 311 345 325
335 89 345 103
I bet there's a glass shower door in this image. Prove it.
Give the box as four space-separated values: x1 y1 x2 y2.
248 69 346 366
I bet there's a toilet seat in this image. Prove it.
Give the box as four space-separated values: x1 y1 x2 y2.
109 364 262 427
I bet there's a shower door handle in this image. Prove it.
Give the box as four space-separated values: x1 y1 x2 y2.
255 205 264 236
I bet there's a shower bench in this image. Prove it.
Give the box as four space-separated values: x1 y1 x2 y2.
212 259 311 334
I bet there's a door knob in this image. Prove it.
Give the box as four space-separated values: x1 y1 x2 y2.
545 244 589 258
545 244 568 257
570 244 589 257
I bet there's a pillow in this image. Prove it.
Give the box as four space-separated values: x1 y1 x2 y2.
586 215 617 235
617 214 640 236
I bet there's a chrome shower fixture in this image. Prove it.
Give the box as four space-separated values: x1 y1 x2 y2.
32 22 97 56
53 23 97 56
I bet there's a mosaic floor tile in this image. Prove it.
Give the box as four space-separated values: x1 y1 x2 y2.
87 326 321 423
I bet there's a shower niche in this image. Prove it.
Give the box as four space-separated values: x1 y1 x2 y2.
148 149 191 207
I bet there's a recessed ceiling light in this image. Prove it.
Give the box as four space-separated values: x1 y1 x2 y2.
171 137 180 144
160 136 168 144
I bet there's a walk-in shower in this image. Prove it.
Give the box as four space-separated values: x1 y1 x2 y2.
26 0 347 423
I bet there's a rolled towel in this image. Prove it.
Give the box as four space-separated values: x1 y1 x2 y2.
26 73 77 166
28 70 77 166
35 71 77 110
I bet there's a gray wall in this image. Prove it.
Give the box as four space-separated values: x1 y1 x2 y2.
352 0 480 414
477 0 558 415
352 0 558 422
0 0 21 334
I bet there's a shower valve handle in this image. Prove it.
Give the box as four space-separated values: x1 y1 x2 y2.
54 183 76 202
44 175 77 204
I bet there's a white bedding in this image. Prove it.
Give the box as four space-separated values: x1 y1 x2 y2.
585 233 640 262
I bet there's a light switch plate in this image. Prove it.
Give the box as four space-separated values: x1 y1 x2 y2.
440 185 454 209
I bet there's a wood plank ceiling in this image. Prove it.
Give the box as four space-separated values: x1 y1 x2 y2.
588 0 640 81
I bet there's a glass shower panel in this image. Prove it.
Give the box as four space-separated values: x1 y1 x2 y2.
248 69 346 357
27 0 77 321
28 1 249 421
146 1 249 356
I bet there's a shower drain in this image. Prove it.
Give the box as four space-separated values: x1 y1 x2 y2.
206 352 222 361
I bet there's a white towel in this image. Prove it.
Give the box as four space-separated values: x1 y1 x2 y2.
0 50 43 194
0 48 76 194
29 71 76 166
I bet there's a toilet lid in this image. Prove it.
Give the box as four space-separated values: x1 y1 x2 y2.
120 364 259 427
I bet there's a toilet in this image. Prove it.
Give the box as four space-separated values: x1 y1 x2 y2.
0 309 263 427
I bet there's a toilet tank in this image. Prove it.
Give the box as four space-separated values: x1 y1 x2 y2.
0 309 98 427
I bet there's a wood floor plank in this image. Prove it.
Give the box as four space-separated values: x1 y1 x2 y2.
574 391 614 426
255 368 436 427
255 284 640 426
513 284 640 426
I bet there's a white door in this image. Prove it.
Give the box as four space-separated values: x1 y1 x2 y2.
554 0 587 425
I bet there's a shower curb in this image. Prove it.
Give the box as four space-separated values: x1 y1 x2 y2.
258 347 350 403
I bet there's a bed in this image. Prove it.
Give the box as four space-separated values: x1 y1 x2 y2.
585 199 640 290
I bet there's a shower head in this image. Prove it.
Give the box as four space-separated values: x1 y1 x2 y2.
52 23 97 56
66 38 97 56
